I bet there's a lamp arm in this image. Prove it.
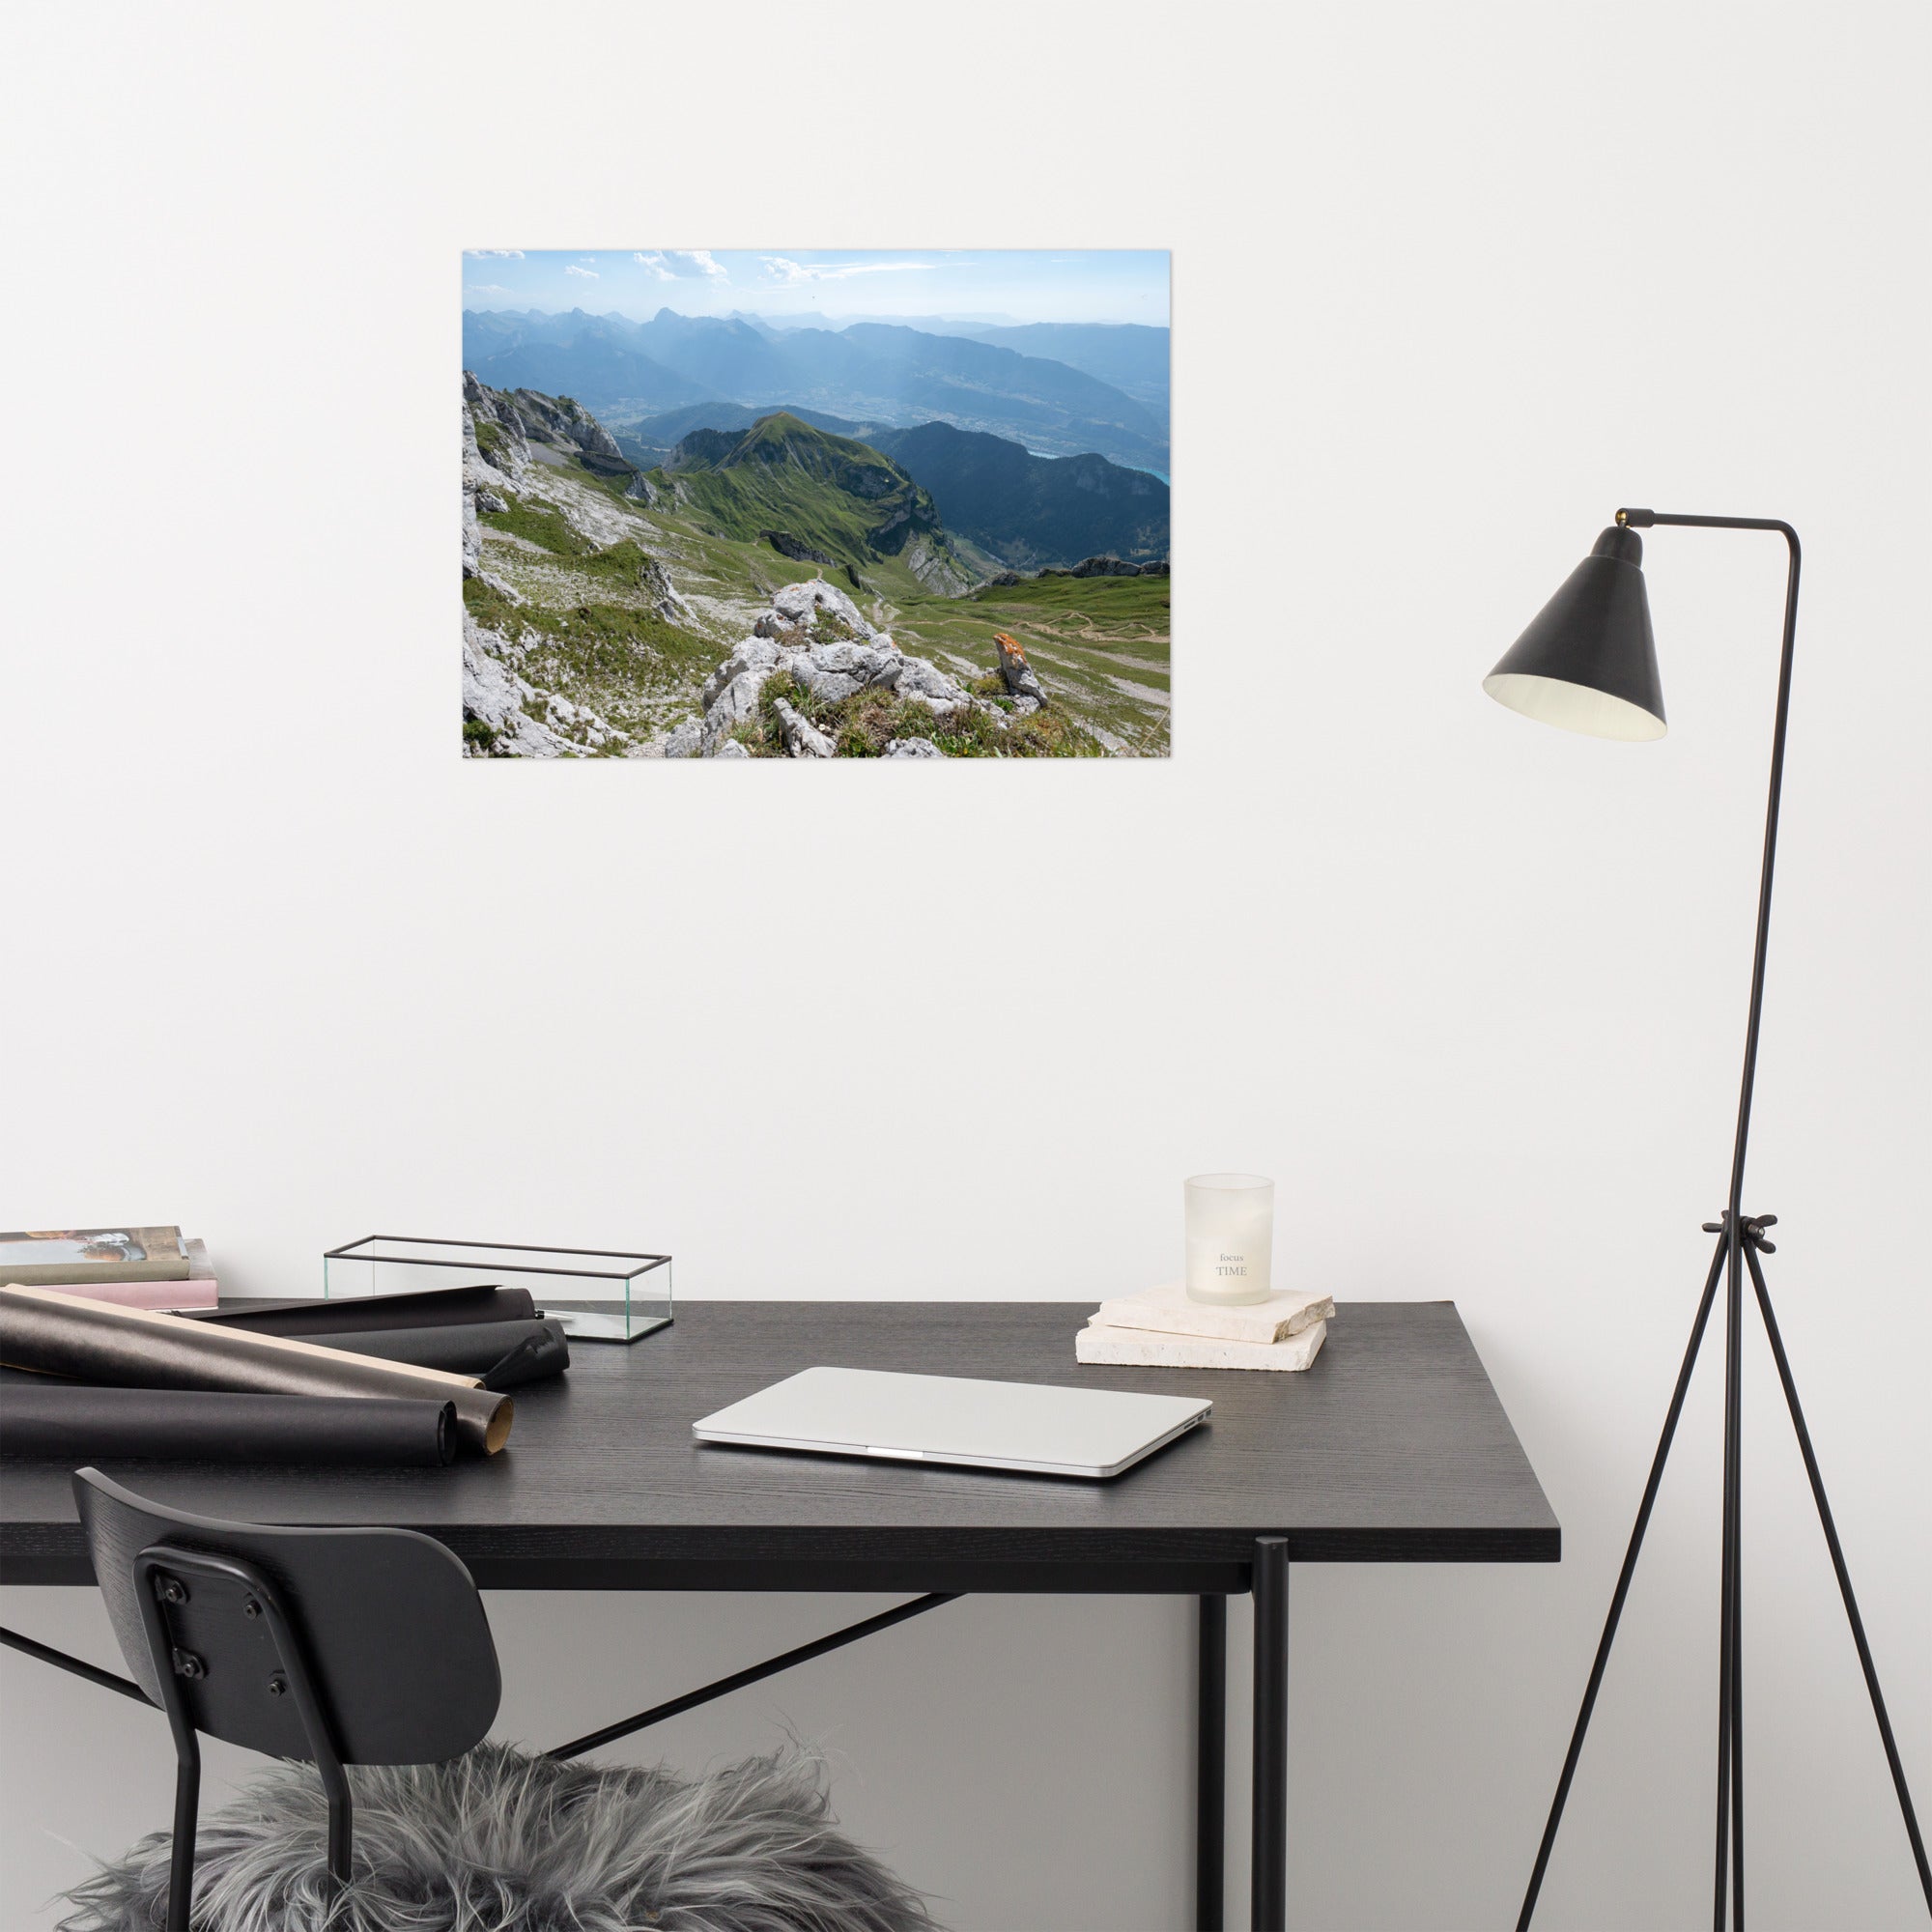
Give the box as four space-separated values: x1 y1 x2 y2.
1617 509 1804 1218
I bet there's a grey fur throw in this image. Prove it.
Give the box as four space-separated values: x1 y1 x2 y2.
59 1741 937 1931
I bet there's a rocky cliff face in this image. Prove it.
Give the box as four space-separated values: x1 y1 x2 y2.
987 554 1171 586
462 375 687 757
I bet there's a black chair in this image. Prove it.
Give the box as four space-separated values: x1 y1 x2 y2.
73 1466 501 1932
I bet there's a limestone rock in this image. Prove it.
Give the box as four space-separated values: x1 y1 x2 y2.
791 639 895 705
702 668 775 750
774 697 837 758
506 387 627 464
462 621 571 758
663 720 703 759
884 737 943 758
700 638 782 711
881 652 969 712
713 739 752 759
682 578 974 758
770 578 876 641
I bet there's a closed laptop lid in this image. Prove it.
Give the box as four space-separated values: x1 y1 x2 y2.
693 1366 1210 1478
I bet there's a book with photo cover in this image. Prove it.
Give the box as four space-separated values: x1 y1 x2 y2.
0 1227 190 1286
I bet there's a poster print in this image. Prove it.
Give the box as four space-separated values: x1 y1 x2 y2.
463 250 1169 757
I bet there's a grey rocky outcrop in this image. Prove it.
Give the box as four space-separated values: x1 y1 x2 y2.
463 622 571 757
502 387 628 465
774 697 837 758
680 578 985 758
884 737 943 758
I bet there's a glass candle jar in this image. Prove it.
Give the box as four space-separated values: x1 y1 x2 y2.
1184 1173 1275 1305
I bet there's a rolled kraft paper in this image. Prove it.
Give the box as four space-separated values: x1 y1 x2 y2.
309 1319 569 1385
0 1285 513 1456
187 1283 539 1335
0 1386 457 1467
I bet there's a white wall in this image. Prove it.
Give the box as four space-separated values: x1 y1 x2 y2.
3 3 1927 1925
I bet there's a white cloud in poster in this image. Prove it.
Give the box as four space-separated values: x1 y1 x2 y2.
635 250 728 280
761 256 934 283
564 265 598 278
465 283 509 294
466 248 525 259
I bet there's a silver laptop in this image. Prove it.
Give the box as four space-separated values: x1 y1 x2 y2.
692 1366 1211 1480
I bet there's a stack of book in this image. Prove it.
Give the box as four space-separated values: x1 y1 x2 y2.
0 1227 216 1310
1075 1279 1333 1371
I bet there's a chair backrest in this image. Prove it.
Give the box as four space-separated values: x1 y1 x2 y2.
74 1468 500 1766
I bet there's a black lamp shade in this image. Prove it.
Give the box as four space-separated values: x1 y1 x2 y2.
1484 526 1667 741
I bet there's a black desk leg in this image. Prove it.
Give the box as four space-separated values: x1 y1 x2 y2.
1252 1537 1290 1932
1197 1594 1227 1931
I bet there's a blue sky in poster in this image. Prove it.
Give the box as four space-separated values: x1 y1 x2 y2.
461 249 1170 327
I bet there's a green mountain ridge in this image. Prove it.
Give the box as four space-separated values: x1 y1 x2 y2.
659 412 968 587
612 399 867 468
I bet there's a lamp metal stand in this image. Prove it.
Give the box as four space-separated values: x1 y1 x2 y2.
1517 512 1931 1930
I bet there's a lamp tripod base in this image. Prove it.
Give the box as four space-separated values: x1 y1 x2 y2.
1519 1213 1931 1929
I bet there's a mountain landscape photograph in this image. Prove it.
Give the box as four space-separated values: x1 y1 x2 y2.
462 248 1171 757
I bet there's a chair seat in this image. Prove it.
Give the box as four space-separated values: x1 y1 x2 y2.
59 1741 935 1932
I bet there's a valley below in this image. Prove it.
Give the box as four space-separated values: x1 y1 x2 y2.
462 376 1171 758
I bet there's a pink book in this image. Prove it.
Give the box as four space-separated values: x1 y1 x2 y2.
40 1277 219 1312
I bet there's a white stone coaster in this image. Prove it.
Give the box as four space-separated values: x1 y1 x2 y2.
1089 1280 1334 1346
1076 1317 1327 1373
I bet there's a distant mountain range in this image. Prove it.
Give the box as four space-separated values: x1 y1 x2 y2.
865 421 1168 569
928 323 1169 410
734 315 1170 408
461 308 1168 472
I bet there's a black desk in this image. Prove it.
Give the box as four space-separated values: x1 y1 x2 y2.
0 1300 1558 1929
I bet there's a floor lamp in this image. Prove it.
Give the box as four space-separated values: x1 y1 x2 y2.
1484 510 1931 1930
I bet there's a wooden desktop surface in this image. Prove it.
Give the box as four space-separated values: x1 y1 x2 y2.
0 1301 1558 1592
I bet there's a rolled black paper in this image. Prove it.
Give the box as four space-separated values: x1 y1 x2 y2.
0 1286 513 1456
0 1385 456 1466
307 1318 568 1385
186 1284 538 1335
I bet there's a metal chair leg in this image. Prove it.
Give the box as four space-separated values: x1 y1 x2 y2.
325 1776 354 1890
166 1743 199 1932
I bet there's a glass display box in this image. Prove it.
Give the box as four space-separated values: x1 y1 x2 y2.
323 1237 671 1343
